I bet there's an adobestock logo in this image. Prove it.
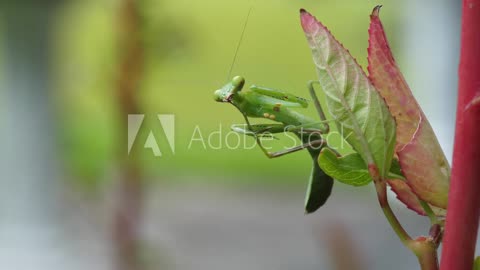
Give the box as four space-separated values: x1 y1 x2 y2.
127 114 353 157
128 114 175 157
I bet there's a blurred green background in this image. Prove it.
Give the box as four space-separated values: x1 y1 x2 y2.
0 1 463 270
53 0 402 184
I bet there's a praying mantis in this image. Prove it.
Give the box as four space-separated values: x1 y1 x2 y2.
213 75 335 213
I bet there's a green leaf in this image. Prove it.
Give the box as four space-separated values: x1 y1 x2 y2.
318 148 405 187
300 10 396 179
318 148 372 186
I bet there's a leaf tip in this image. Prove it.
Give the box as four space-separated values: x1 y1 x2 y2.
299 8 317 33
371 5 382 17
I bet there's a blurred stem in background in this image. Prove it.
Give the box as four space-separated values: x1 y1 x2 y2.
321 222 367 270
114 0 145 269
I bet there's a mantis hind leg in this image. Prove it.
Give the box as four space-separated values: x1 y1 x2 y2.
308 80 330 133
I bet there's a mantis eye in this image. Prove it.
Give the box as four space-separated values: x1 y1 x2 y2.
213 89 224 102
231 76 245 92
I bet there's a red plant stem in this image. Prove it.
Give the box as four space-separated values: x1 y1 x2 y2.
440 1 480 269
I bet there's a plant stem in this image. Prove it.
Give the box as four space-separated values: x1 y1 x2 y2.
374 174 439 270
411 241 439 270
419 200 439 225
418 255 439 270
374 180 411 245
440 1 480 269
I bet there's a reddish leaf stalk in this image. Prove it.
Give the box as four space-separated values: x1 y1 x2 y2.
440 1 480 269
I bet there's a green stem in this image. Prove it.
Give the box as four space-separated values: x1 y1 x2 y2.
375 180 412 245
373 176 439 270
419 200 439 225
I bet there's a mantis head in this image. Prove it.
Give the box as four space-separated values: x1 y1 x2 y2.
214 76 245 103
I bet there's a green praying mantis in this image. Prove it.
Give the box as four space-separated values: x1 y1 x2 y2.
213 76 335 213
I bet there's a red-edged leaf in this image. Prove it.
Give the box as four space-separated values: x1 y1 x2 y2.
388 179 426 215
388 179 446 217
397 117 450 208
367 6 420 151
368 6 450 209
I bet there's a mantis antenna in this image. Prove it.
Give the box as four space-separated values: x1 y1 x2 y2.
227 5 254 80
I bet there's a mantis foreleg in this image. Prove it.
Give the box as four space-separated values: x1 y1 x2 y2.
237 115 326 159
261 139 325 158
